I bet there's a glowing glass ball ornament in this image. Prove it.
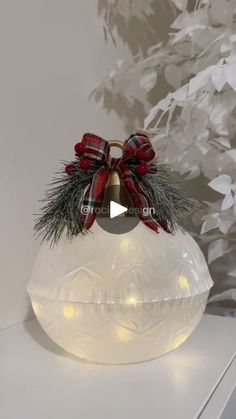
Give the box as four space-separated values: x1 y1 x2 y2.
28 133 213 364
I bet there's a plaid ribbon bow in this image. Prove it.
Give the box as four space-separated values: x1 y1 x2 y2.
79 132 161 233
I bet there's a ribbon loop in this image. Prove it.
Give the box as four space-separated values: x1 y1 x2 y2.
81 133 110 162
122 132 153 160
78 132 161 233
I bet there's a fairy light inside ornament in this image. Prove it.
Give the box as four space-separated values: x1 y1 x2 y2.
28 132 213 364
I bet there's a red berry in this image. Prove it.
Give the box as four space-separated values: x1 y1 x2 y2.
65 164 76 175
80 158 92 170
144 149 155 161
126 148 133 157
136 163 149 176
74 142 86 155
136 149 146 160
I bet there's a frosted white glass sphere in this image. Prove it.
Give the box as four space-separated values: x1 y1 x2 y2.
28 220 213 364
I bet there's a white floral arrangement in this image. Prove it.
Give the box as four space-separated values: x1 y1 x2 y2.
94 0 236 312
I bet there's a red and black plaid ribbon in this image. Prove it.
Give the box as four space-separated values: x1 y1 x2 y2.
79 132 161 233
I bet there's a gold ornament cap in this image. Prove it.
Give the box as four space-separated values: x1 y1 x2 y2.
102 140 132 211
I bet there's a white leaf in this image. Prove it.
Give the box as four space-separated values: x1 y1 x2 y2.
208 239 229 264
218 217 235 234
211 67 226 91
164 64 182 89
230 34 236 43
185 165 201 179
221 39 232 54
221 193 234 210
140 70 157 92
209 103 228 136
170 25 206 46
201 216 218 234
171 0 187 11
171 9 207 30
171 11 190 29
196 130 210 155
226 149 236 162
144 103 160 128
166 104 176 134
202 150 220 179
208 174 232 195
172 84 188 101
228 268 236 278
157 93 173 111
188 66 214 95
226 63 236 91
208 289 236 303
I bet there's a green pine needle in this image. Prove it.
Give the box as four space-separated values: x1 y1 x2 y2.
140 166 199 233
35 159 198 245
34 161 101 245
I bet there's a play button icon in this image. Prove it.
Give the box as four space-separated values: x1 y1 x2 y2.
110 201 127 219
96 185 140 234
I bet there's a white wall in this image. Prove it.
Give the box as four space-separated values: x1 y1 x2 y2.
0 0 128 329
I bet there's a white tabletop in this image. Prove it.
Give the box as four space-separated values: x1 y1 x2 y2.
1 314 236 419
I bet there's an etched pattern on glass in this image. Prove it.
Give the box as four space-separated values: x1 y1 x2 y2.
28 222 213 364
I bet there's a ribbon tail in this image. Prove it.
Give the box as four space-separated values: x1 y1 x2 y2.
118 162 160 233
79 166 109 231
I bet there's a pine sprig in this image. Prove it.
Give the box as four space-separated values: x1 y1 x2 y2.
140 166 199 233
35 157 198 244
34 160 101 244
